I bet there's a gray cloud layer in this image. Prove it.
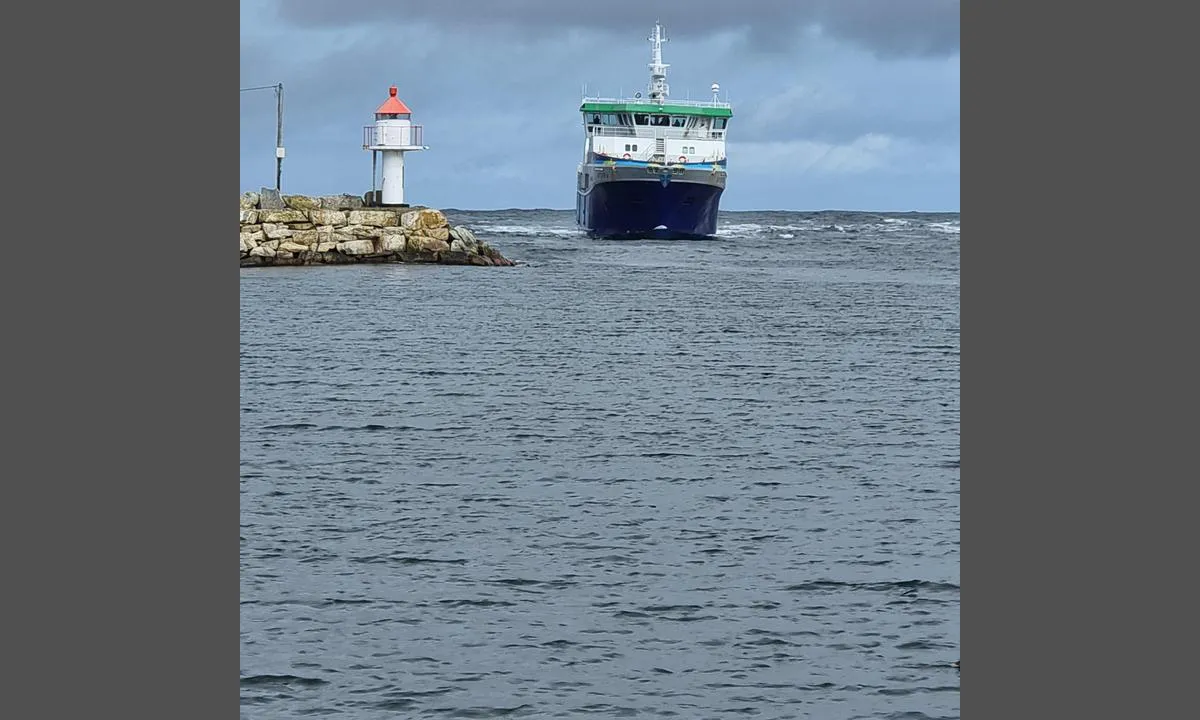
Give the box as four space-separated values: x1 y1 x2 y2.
271 0 959 59
241 0 959 209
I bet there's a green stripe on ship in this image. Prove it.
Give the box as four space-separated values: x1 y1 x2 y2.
579 102 733 118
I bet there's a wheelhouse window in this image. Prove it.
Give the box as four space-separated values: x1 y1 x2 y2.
634 114 649 125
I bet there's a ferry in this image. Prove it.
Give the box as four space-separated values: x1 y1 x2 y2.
575 22 733 239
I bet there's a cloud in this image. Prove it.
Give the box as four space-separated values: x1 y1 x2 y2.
732 134 958 177
736 53 960 145
264 0 959 59
239 0 959 210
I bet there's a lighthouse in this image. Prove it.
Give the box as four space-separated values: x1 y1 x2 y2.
362 85 427 206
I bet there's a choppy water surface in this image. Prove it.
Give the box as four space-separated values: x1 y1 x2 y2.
240 210 961 719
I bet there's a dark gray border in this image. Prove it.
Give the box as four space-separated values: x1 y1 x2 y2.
966 1 1192 717
7 1 236 718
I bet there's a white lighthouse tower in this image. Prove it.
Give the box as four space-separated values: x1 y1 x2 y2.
363 85 427 206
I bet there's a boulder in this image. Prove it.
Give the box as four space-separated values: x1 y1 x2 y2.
319 194 364 210
239 191 260 210
400 249 439 263
308 209 347 227
413 226 450 242
407 235 450 253
380 227 406 253
346 209 398 227
336 239 375 256
290 229 319 247
448 226 479 252
259 209 308 224
239 209 258 224
401 208 448 231
262 223 293 240
279 241 309 254
320 251 352 264
349 224 381 239
283 194 320 211
249 245 276 258
258 187 285 210
380 233 406 253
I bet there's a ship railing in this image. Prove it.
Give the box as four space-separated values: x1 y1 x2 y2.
582 95 732 109
362 124 425 148
589 126 724 141
602 146 724 165
588 126 643 137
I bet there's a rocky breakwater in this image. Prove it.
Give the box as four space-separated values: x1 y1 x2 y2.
239 191 515 267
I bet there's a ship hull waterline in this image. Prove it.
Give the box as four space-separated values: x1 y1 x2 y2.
576 171 725 240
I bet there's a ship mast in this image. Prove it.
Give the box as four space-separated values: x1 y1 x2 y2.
647 21 669 102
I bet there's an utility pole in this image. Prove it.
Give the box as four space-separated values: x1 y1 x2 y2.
275 83 284 192
240 83 285 191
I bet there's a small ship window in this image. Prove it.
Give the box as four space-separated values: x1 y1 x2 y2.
652 115 670 127
671 116 686 127
634 114 649 125
632 144 638 151
713 118 728 129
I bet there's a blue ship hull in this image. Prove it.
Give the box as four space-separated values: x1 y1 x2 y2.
576 177 723 239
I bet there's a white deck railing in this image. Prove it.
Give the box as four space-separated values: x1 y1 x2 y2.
588 126 726 140
581 95 732 109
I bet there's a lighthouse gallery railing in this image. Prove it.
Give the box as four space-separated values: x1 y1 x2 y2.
362 125 424 148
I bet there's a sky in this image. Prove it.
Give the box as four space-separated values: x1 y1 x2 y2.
240 0 959 212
